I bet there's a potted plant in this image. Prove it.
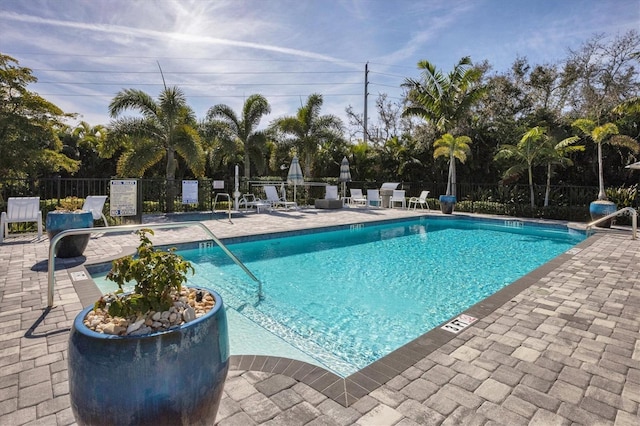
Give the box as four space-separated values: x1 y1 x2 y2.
434 133 472 214
46 197 93 257
572 119 639 227
68 229 229 426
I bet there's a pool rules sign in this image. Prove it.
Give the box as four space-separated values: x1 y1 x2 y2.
109 179 137 216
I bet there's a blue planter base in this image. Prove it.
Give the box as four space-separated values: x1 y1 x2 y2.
589 200 617 228
46 211 93 258
68 289 229 426
439 195 456 214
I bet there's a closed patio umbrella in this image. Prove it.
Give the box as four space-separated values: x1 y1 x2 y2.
338 156 352 198
287 156 304 203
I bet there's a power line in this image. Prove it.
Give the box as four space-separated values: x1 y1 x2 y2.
31 69 360 75
36 81 362 86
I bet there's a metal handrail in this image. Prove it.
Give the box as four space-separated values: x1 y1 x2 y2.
585 207 637 240
47 221 263 308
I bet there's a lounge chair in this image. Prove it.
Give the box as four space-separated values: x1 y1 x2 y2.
239 194 271 213
366 189 381 208
408 191 430 210
83 195 109 227
1 197 43 243
315 185 343 209
349 188 367 207
264 185 297 210
389 190 406 209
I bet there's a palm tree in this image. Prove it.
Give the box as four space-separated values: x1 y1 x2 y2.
271 94 343 177
206 94 271 180
542 135 584 207
433 133 472 197
108 86 205 212
571 119 639 200
402 57 485 199
494 127 552 208
402 56 485 134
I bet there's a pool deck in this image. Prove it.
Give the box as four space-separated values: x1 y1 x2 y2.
1 206 639 425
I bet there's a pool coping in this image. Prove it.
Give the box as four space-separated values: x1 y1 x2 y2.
75 215 595 407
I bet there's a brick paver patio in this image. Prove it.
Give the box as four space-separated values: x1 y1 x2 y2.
0 207 638 425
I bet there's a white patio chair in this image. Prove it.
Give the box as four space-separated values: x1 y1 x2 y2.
349 188 367 206
1 197 43 243
83 195 109 227
323 185 338 200
389 190 406 209
366 189 381 208
264 185 297 210
239 194 271 213
408 191 430 210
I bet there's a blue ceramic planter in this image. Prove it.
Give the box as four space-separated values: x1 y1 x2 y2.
439 195 457 214
68 289 229 426
45 211 93 257
589 200 617 228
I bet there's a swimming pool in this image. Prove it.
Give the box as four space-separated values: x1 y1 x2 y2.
93 216 586 376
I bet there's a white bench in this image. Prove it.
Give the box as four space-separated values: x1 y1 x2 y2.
1 197 43 243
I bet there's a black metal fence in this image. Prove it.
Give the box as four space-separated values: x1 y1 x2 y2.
0 176 617 223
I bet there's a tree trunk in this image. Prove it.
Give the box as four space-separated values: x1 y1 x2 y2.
244 151 251 180
166 148 176 213
544 163 551 207
597 142 607 200
447 153 456 196
528 166 535 209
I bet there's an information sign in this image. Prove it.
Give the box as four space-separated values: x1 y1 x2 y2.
182 180 199 204
109 179 137 216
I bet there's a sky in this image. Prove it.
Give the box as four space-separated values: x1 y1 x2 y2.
1 0 639 137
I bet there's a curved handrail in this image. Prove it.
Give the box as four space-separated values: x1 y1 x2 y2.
585 206 637 240
47 221 263 308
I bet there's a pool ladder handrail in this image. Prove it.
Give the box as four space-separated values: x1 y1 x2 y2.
585 206 637 240
47 221 263 308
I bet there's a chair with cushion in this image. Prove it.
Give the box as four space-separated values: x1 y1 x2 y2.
389 190 406 209
408 191 430 210
83 195 109 227
349 188 367 207
1 197 43 243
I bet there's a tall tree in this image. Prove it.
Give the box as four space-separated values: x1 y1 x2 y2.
402 56 485 134
0 54 79 178
271 94 344 177
403 56 484 196
563 30 640 121
433 133 472 197
494 127 552 208
107 86 205 212
70 122 115 178
205 94 271 180
571 119 639 200
543 135 584 207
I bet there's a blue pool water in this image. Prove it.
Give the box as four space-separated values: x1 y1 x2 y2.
93 217 586 376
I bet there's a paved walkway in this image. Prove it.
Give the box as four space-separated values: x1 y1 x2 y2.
0 207 638 425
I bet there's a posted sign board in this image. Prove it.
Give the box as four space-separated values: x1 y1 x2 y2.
109 179 137 216
182 180 198 204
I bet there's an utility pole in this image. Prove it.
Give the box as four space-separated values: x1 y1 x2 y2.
364 62 369 144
